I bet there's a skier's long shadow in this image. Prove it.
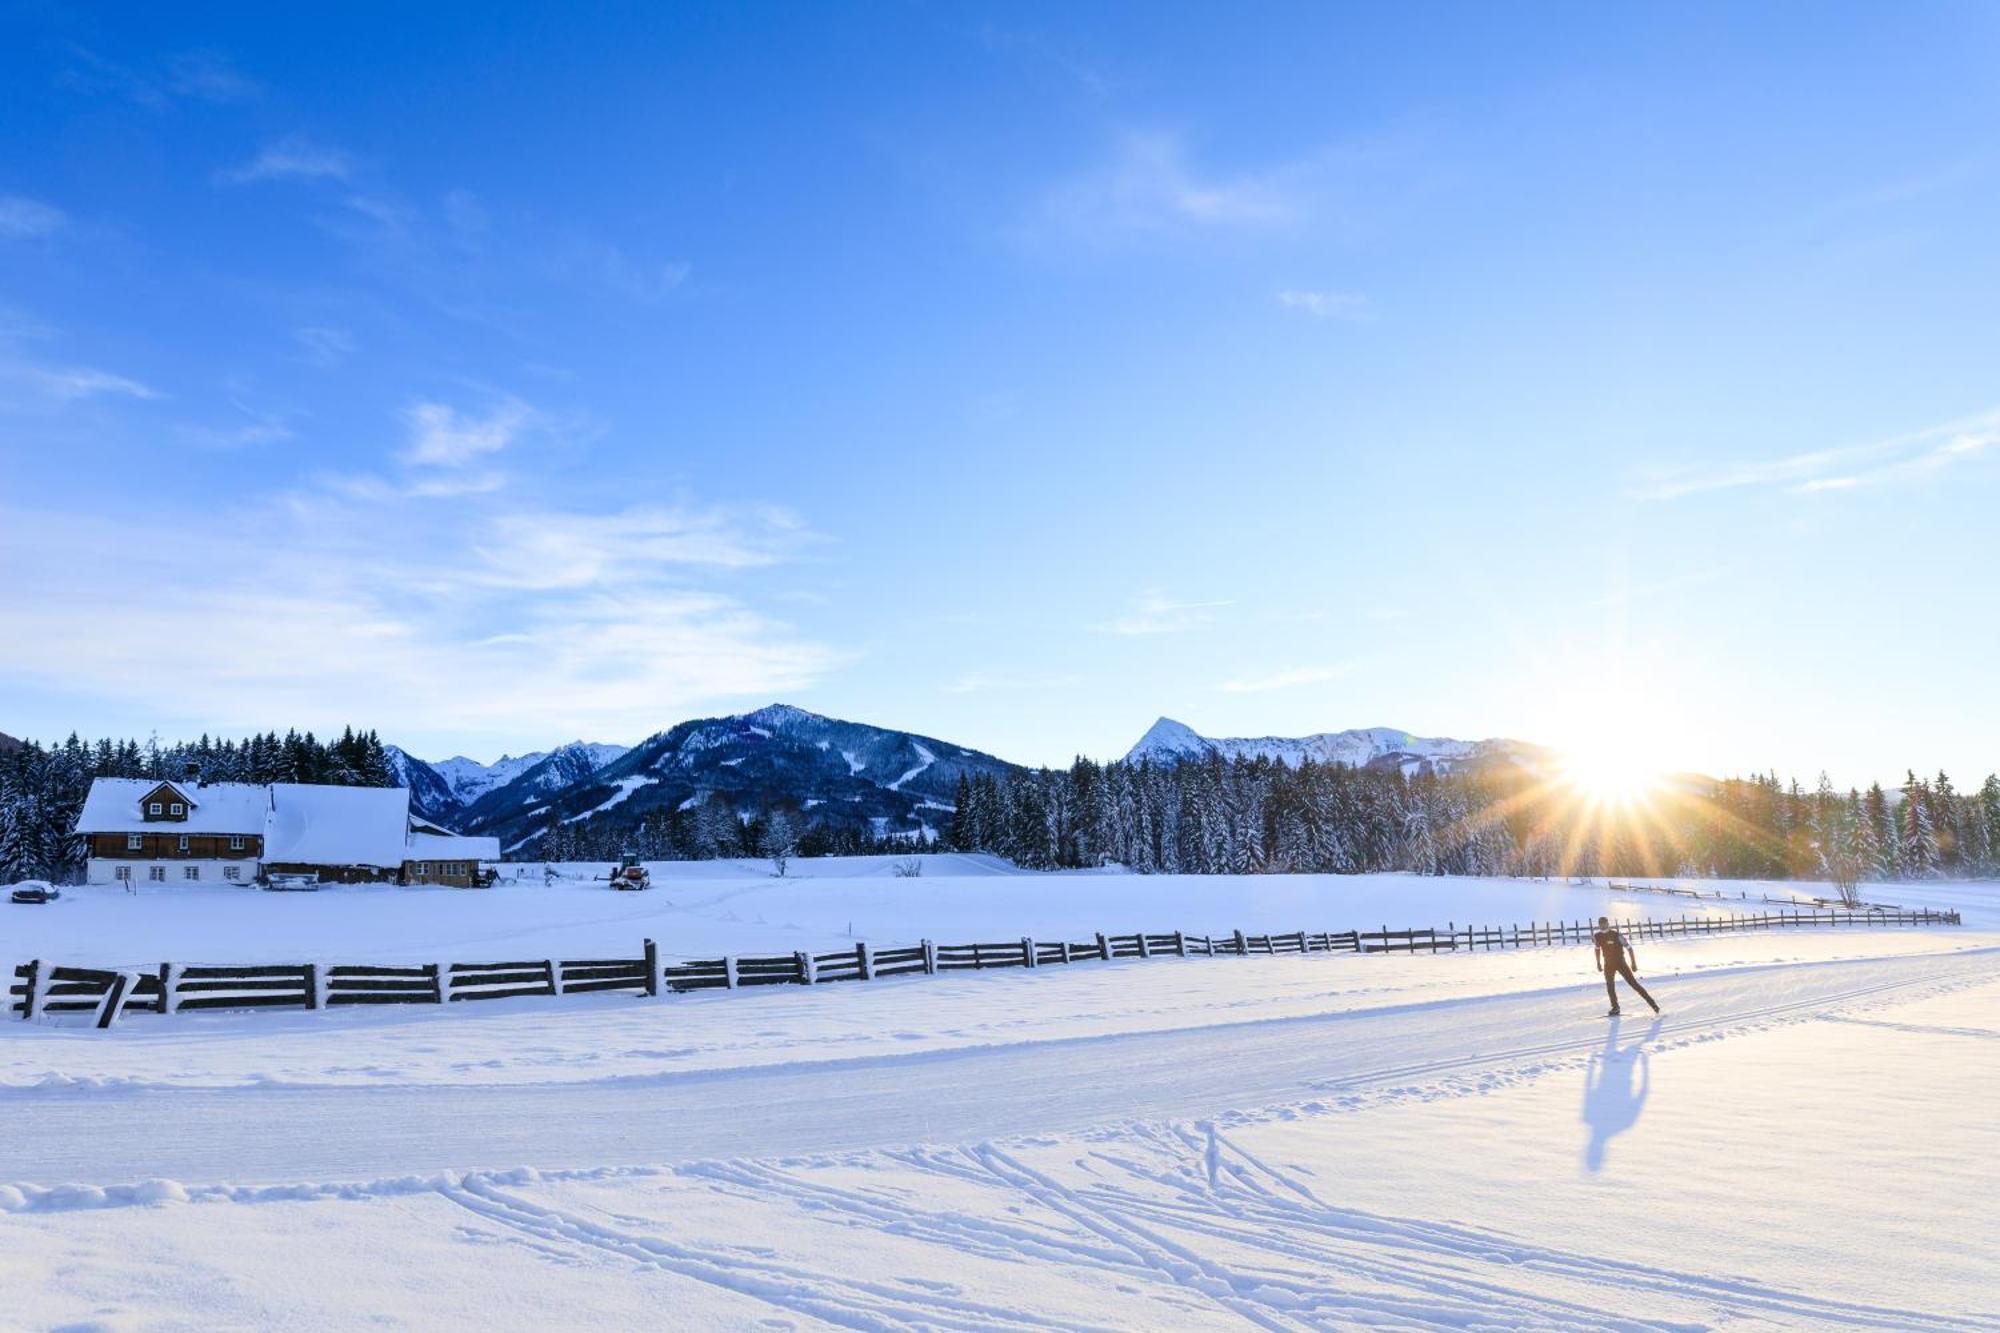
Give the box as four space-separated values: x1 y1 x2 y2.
1581 1014 1663 1174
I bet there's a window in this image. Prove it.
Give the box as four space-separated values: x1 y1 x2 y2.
228 835 245 851
114 865 132 881
415 861 429 875
450 862 465 876
148 802 163 815
177 835 190 852
170 802 185 815
126 834 143 851
148 866 166 882
184 866 200 881
223 866 241 881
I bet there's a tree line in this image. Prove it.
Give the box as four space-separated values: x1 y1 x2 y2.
4 725 1997 887
0 729 397 882
939 755 2000 883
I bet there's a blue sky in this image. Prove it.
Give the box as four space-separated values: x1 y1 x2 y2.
2 2 1997 786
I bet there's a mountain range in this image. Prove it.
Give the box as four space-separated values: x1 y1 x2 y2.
387 704 1018 854
1125 717 1544 776
385 706 1542 853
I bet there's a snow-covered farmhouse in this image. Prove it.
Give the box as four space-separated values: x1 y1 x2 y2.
74 773 500 887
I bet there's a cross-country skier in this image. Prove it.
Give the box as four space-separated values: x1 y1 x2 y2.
1592 916 1660 1017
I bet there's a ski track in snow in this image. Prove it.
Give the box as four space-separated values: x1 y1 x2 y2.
6 947 1992 1186
885 742 935 793
8 945 1997 1329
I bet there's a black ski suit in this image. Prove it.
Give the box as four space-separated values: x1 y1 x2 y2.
1593 928 1658 1014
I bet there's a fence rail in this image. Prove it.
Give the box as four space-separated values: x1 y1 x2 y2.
9 905 1961 1029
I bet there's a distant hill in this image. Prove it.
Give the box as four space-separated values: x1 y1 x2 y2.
1126 716 1546 777
0 732 23 754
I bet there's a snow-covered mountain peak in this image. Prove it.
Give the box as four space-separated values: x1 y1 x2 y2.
1130 717 1211 763
741 702 824 731
1124 719 1543 776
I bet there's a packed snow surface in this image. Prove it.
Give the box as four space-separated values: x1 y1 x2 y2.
5 860 1994 1329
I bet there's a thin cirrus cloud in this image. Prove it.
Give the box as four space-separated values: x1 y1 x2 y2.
218 135 354 185
1631 409 2000 500
24 366 160 402
0 195 66 240
58 45 261 108
293 326 355 368
1032 132 1306 240
1277 289 1369 320
1099 591 1231 636
468 504 806 591
1219 664 1350 694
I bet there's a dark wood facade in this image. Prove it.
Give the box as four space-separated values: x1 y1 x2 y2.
88 832 262 860
404 859 481 887
262 862 399 885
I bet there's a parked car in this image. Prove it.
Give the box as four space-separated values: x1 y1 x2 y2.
260 872 322 892
9 881 60 904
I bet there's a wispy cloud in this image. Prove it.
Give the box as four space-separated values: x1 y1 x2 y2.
292 326 355 368
58 45 261 108
23 366 160 402
1219 664 1350 694
1034 132 1305 240
1631 409 2000 501
164 50 262 103
0 196 66 240
469 505 805 590
560 240 693 303
1277 288 1368 320
176 404 293 451
1099 591 1230 636
219 136 354 185
400 398 530 468
0 506 836 742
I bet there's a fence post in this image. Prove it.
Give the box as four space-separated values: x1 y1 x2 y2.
307 962 325 1010
21 960 41 1020
547 959 564 997
724 956 740 989
427 962 444 1003
858 941 876 981
922 939 937 975
159 961 177 1015
1022 937 1037 968
644 938 659 997
95 972 134 1030
1136 931 1151 960
1097 932 1112 961
1174 930 1187 957
795 950 815 985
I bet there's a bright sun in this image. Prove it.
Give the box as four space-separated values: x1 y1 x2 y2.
1560 745 1664 804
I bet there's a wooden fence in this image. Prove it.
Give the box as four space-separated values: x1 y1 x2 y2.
8 905 1961 1029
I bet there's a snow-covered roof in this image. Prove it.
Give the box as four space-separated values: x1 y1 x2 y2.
407 831 501 863
263 783 412 868
74 779 270 835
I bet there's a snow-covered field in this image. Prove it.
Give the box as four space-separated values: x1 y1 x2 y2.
4 858 1996 1329
7 853 1972 971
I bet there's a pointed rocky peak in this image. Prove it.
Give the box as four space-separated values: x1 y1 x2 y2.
1128 717 1214 763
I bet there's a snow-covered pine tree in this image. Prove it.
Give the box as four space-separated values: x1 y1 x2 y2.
1900 771 1939 880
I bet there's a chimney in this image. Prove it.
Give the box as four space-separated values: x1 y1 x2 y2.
184 761 202 787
